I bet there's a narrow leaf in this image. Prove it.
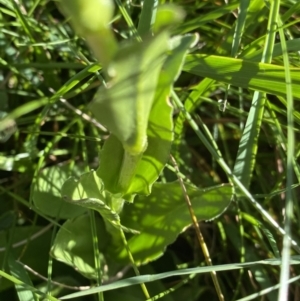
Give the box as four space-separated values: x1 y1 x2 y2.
183 54 300 99
60 256 300 299
8 253 38 301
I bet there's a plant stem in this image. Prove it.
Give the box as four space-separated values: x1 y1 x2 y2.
118 226 151 299
117 150 143 193
170 155 225 301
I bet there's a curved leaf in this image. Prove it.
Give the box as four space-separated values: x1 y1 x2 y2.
124 34 199 197
61 171 137 234
51 214 109 279
61 170 104 201
97 34 199 198
32 165 86 219
90 31 169 155
110 182 233 265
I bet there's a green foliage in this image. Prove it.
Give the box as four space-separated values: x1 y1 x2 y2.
32 165 87 219
57 0 117 67
183 54 300 99
1 0 300 300
51 214 109 279
111 183 232 265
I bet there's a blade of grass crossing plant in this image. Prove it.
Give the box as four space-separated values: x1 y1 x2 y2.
281 2 300 22
60 256 300 299
137 0 158 35
118 227 150 299
277 12 295 301
171 90 300 254
182 55 300 99
243 39 300 62
233 0 280 188
170 155 225 301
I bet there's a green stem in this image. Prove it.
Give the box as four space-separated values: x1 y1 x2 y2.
118 225 150 299
117 150 143 193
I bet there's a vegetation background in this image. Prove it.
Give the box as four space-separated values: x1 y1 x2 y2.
0 0 300 300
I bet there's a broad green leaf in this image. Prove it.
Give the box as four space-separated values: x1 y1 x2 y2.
124 34 199 197
183 54 300 99
61 171 136 233
61 170 104 201
110 182 233 265
97 34 198 198
32 165 86 219
90 30 169 155
63 196 123 230
51 214 109 279
61 170 119 226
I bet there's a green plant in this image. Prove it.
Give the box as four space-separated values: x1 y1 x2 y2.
1 0 300 301
35 1 232 299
